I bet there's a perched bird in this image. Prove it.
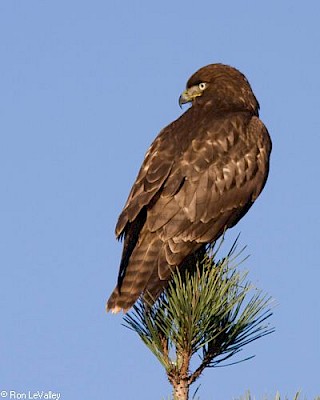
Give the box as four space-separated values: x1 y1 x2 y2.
107 64 272 313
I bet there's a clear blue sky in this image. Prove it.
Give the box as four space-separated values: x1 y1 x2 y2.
1 1 319 399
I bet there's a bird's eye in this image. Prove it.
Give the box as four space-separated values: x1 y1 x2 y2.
199 82 207 91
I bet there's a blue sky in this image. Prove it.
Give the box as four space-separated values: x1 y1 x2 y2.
1 1 319 399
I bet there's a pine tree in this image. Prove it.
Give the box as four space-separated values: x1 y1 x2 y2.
124 240 274 400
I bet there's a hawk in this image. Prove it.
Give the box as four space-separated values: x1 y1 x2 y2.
107 64 272 313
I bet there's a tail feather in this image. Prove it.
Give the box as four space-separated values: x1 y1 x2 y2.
106 234 162 313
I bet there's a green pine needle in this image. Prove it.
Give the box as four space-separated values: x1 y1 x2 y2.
123 240 274 394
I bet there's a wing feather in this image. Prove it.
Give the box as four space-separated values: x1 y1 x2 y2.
144 113 270 244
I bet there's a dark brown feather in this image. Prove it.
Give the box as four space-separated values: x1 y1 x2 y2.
107 64 271 313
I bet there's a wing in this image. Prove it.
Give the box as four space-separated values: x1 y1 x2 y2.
145 113 271 274
115 126 178 238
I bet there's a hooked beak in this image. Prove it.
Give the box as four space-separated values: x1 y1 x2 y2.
179 85 203 108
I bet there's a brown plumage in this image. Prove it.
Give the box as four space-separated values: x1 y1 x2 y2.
107 64 272 313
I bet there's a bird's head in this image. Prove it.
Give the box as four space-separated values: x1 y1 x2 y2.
179 64 259 115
